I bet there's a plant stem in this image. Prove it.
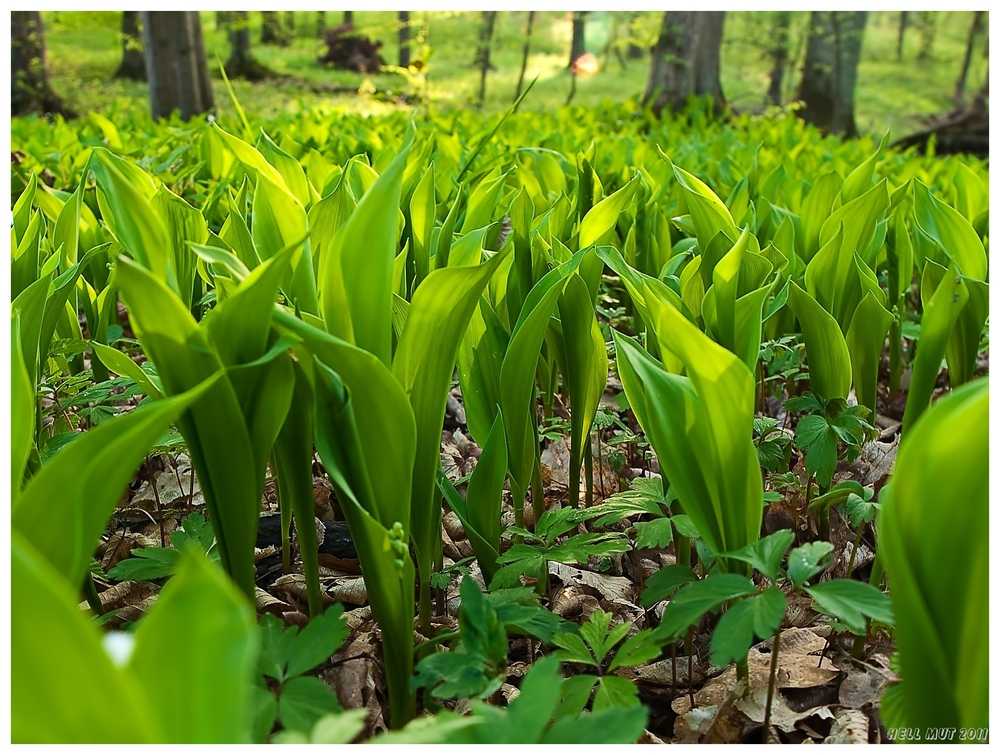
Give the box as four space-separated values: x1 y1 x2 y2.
762 622 783 739
868 549 885 589
685 627 695 708
147 458 166 549
530 456 546 524
889 317 902 395
736 654 749 683
82 574 104 616
584 438 594 508
851 625 869 660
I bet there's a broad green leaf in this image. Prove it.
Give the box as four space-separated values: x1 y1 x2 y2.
902 265 968 430
944 277 988 387
800 171 842 260
787 541 835 589
311 362 416 728
879 378 987 735
87 147 169 281
667 159 739 252
788 282 852 400
721 529 795 582
11 316 34 502
710 587 786 667
12 533 157 744
845 292 894 414
320 135 412 365
557 274 609 508
151 184 208 309
655 573 759 642
912 181 987 281
592 675 641 712
579 174 640 248
128 551 259 743
257 129 312 207
393 248 509 582
278 677 342 735
806 579 894 635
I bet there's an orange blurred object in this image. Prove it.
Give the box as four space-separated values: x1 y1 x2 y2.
571 52 599 77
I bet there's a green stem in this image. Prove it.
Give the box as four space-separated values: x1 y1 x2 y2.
889 317 902 395
82 574 104 616
868 549 885 589
530 456 546 524
583 438 594 508
845 525 864 580
675 527 691 570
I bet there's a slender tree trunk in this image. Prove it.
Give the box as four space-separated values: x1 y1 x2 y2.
515 10 536 99
766 12 790 105
141 11 214 121
398 11 411 68
317 11 326 39
693 12 726 111
643 12 726 114
796 11 868 138
896 11 908 60
225 10 271 80
954 11 985 109
917 11 936 62
604 12 628 72
12 11 76 118
261 11 285 45
344 11 354 25
216 11 231 31
285 11 295 35
475 11 498 110
114 10 147 81
569 11 588 68
627 11 644 59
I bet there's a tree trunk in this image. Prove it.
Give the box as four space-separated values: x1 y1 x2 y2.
627 12 643 59
954 11 985 108
917 11 936 62
11 11 75 118
225 11 271 80
796 11 868 138
398 11 411 68
515 10 536 99
642 12 726 115
475 11 498 110
261 11 285 46
285 11 295 35
766 12 790 105
216 11 231 31
141 11 214 121
317 11 326 39
344 11 354 25
693 12 725 111
569 11 588 68
896 11 908 60
114 10 147 81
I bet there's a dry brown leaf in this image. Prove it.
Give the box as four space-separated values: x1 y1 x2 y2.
548 562 634 604
825 708 870 744
100 532 158 572
343 605 373 631
631 654 706 687
325 577 368 606
255 588 291 616
442 510 466 542
837 664 892 709
271 573 337 607
80 580 157 614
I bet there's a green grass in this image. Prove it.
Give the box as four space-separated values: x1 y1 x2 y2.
40 11 989 137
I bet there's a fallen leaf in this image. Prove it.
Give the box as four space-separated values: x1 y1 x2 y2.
825 708 870 744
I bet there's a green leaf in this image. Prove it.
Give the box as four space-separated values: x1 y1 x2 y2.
641 564 698 606
903 265 968 429
286 604 349 678
634 518 674 549
128 551 259 743
553 632 598 666
709 587 787 667
787 282 852 400
609 629 663 671
393 248 510 588
12 533 157 743
845 292 894 415
912 181 987 281
721 529 795 582
541 704 647 744
805 579 894 635
106 547 180 581
787 541 835 589
879 378 987 733
655 573 758 641
319 134 412 364
592 675 641 712
278 676 342 735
